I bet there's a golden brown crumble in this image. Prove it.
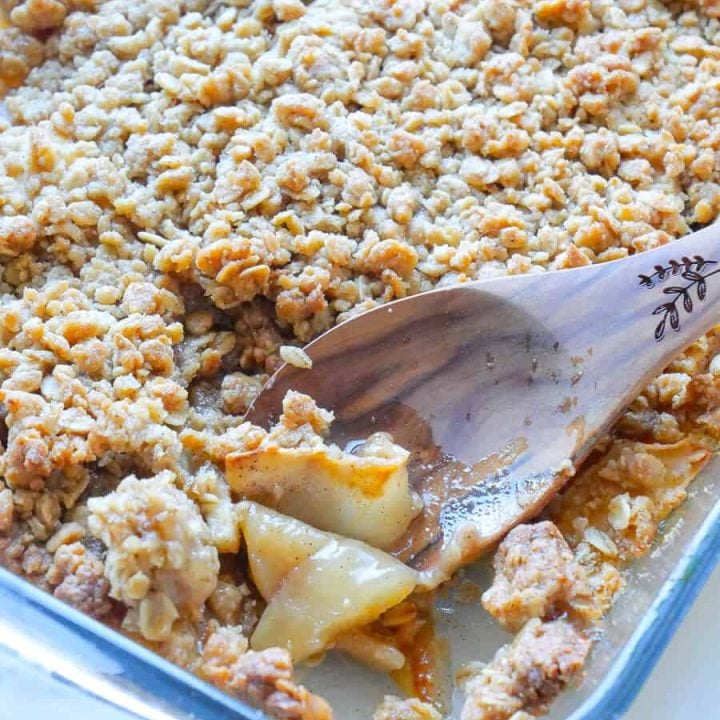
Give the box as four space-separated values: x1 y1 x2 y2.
198 625 334 720
373 696 443 720
481 521 597 633
45 538 113 617
460 619 591 720
1 0 720 717
87 470 220 640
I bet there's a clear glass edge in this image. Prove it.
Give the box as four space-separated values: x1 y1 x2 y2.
2 496 719 720
0 564 266 720
568 494 720 720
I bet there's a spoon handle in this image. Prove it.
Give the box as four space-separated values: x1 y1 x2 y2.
528 221 720 460
413 224 720 581
606 222 720 349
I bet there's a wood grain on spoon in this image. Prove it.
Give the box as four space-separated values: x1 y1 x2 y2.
247 222 720 586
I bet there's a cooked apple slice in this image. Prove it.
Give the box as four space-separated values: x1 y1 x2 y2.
251 537 417 662
237 500 328 599
227 430 420 550
238 502 417 662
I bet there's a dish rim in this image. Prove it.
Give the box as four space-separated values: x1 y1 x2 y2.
2 486 719 720
567 491 720 719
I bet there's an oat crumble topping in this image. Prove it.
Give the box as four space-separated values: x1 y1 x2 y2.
2 0 720 717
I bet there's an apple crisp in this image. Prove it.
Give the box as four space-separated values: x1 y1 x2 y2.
1 0 720 718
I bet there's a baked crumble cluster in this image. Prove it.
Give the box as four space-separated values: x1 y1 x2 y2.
1 0 720 718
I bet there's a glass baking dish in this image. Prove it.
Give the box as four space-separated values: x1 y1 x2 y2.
0 104 715 718
2 455 718 719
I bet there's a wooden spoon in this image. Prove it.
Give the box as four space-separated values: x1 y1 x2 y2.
246 223 720 587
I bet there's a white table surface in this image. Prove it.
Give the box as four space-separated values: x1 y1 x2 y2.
1 565 717 719
625 560 720 719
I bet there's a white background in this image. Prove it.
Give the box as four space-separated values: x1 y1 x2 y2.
625 561 720 718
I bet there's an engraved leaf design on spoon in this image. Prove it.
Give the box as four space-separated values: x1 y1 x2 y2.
639 255 720 342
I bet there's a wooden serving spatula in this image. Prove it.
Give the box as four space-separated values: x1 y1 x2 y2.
247 223 720 587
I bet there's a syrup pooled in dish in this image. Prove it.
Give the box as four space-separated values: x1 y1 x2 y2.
1 0 720 718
